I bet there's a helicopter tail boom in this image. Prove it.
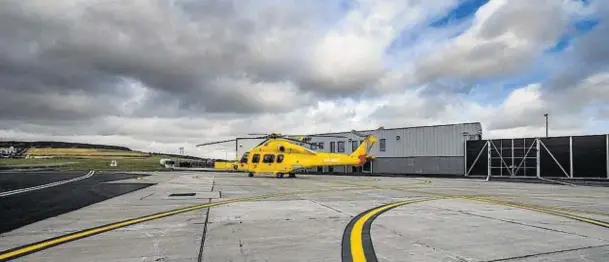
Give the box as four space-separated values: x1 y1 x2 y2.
349 134 378 165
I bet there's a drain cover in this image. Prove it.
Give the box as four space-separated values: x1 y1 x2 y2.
169 193 196 197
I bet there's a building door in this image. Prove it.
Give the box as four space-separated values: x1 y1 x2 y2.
362 160 372 173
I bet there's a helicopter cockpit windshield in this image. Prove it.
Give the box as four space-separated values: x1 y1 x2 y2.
239 152 249 164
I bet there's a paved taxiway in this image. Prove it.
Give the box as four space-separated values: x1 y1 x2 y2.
1 171 609 261
0 171 154 234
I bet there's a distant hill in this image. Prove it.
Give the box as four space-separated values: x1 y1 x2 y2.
0 141 208 160
0 141 132 151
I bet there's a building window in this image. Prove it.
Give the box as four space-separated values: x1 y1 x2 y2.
330 142 335 152
380 139 386 152
318 142 324 150
337 141 345 152
351 140 358 151
310 143 317 150
396 136 400 140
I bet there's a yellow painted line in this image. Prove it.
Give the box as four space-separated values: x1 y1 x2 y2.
373 185 609 228
332 180 513 199
464 196 609 228
479 197 609 218
0 186 368 261
363 185 609 219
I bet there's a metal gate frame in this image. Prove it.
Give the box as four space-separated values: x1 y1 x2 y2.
465 138 573 179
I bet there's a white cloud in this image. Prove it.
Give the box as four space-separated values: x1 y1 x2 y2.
0 0 608 159
414 0 572 82
302 0 460 94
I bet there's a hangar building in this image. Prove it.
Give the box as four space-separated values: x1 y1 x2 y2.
304 122 483 175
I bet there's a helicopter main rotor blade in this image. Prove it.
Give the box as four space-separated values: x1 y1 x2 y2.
285 134 347 139
247 132 347 139
237 136 269 140
284 137 317 146
247 133 270 136
196 136 267 147
309 134 348 138
196 139 237 147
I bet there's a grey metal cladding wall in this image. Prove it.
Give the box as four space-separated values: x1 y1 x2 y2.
308 122 482 157
374 157 464 174
387 123 482 157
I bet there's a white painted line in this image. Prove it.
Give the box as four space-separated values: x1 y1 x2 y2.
0 170 95 198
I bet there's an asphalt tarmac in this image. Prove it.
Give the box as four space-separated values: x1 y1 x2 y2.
0 171 155 234
0 171 85 192
1 171 609 261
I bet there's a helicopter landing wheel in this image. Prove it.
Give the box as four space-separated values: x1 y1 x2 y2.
276 173 284 178
248 173 254 177
288 173 296 178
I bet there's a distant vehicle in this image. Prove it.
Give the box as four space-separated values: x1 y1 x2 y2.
159 158 175 168
196 130 378 178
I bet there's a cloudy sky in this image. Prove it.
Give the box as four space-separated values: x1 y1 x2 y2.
1 0 608 159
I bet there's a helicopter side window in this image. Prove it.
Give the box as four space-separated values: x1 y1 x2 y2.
252 154 260 163
277 154 284 163
262 154 275 163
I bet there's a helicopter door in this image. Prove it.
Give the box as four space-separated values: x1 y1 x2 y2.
251 153 261 169
259 154 276 173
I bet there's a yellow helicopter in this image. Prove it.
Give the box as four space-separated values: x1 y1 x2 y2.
196 130 378 178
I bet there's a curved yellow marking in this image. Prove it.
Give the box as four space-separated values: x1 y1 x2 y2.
349 202 404 261
349 197 450 261
347 195 609 262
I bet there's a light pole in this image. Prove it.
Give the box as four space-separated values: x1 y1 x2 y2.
544 113 548 137
463 132 469 176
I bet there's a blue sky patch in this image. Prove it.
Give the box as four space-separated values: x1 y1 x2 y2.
429 0 489 28
338 0 354 12
545 18 600 53
464 55 555 106
546 35 572 53
385 17 473 65
386 0 487 55
573 18 600 33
